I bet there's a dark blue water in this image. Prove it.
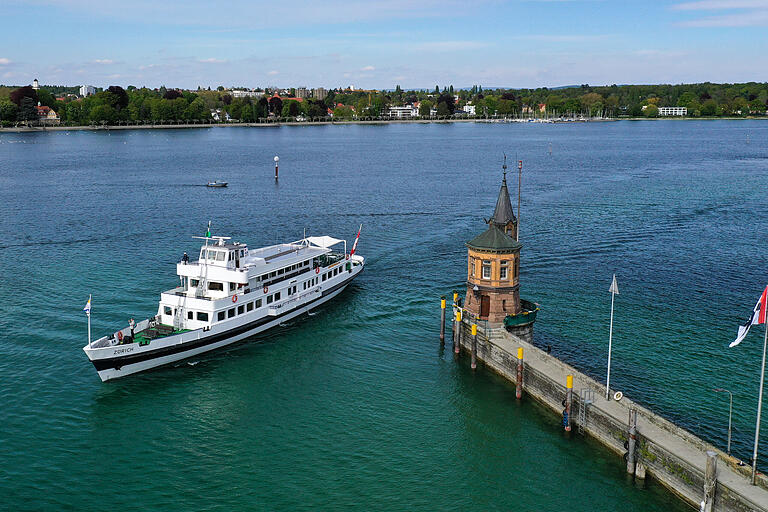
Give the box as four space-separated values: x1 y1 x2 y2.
1 121 766 510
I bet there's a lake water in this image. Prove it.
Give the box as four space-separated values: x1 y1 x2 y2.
1 120 767 510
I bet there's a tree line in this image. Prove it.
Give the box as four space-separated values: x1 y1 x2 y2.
2 81 767 126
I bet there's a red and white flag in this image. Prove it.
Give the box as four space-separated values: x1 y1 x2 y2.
349 224 362 256
730 285 768 348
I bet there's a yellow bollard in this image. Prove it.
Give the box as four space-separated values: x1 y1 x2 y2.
471 323 478 369
439 297 446 344
453 291 458 304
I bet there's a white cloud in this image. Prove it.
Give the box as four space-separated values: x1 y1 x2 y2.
267 70 279 75
198 58 226 63
93 59 114 64
673 0 768 9
361 65 375 71
0 58 10 65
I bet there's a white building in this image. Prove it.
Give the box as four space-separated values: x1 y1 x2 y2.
462 104 476 115
32 79 40 90
384 105 419 118
231 90 264 99
80 85 96 97
658 106 687 116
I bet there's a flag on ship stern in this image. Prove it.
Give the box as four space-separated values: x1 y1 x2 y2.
83 296 91 316
350 224 362 256
730 285 768 348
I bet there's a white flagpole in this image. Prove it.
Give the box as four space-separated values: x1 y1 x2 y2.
606 274 618 400
87 294 92 348
752 316 768 485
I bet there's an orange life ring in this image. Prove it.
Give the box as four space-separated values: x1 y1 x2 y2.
315 268 320 274
232 294 238 303
117 331 123 341
263 285 268 293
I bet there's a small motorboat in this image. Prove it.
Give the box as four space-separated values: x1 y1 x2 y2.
207 180 228 188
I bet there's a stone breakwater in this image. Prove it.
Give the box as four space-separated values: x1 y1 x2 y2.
456 322 768 512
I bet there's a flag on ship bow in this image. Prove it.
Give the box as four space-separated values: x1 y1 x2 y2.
730 285 768 348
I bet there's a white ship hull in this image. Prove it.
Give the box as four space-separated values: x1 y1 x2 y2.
83 234 364 382
92 280 351 381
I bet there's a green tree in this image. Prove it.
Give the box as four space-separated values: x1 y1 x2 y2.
332 105 354 119
90 104 118 124
419 100 433 116
0 100 18 122
18 97 38 123
436 102 450 117
701 99 718 116
643 104 659 118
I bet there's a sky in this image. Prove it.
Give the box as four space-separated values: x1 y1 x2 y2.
1 0 767 90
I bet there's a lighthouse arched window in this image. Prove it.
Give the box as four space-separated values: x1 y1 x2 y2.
482 260 491 279
500 260 509 280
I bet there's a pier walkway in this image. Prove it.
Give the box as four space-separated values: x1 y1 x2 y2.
460 324 768 511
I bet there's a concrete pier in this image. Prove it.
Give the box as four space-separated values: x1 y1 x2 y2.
455 322 768 512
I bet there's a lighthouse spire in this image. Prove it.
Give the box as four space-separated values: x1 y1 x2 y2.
489 155 517 238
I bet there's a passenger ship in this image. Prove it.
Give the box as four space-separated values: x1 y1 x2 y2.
83 232 364 381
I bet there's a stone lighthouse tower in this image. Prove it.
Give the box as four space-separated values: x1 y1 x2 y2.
464 158 537 338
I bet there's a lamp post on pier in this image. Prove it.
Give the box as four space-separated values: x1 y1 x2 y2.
713 388 733 456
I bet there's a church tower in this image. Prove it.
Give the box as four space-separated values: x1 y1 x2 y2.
464 158 536 331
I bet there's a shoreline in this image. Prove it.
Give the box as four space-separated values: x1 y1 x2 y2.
2 116 765 133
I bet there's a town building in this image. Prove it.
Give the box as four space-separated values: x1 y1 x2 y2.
462 104 476 115
79 85 96 97
231 90 264 99
383 104 419 118
463 159 537 334
36 103 60 125
313 88 327 100
32 79 39 90
658 106 687 116
296 87 309 99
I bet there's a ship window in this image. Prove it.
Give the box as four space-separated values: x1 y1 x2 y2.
188 311 193 320
238 305 244 315
209 282 223 291
482 261 491 280
197 312 209 321
278 268 284 275
322 273 327 282
247 302 254 312
267 295 273 304
240 250 244 257
500 260 509 280
287 288 292 296
191 279 199 287
270 272 276 278
275 292 281 300
228 308 235 318
255 299 262 308
164 306 172 315
216 252 225 261
229 282 236 291
218 311 225 321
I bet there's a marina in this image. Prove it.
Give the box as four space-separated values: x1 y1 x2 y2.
1 122 766 510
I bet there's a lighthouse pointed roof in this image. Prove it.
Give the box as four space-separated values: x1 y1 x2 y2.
490 157 516 227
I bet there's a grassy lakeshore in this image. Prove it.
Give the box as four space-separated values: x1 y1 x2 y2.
6 116 767 133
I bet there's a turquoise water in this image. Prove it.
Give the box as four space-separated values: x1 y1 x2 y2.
1 121 766 510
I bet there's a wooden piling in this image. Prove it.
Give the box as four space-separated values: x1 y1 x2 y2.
471 323 478 369
516 347 524 399
703 450 717 512
454 310 462 355
627 409 638 475
440 296 446 345
564 375 573 432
